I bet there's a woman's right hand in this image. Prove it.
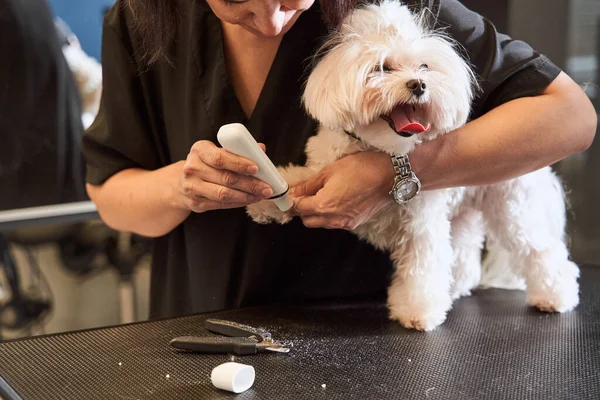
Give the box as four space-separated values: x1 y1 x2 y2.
179 140 274 213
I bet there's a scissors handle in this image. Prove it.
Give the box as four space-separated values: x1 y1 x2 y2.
205 318 272 342
170 336 258 355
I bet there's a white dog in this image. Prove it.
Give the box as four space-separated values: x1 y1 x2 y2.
247 0 580 331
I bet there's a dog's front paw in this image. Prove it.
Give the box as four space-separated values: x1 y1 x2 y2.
388 292 451 331
389 306 448 331
246 200 293 225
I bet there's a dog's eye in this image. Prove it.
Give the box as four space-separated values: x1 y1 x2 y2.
374 64 393 73
420 63 429 70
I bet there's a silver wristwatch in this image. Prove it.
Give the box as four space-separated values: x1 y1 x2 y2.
389 154 421 204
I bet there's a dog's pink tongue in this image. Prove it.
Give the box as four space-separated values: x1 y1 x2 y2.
389 104 430 133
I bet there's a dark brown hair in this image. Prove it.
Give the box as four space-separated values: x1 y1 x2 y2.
120 0 360 65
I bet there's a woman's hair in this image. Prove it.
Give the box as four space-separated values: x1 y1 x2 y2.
120 0 359 65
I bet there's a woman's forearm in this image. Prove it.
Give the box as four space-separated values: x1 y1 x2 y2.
86 161 191 237
411 72 597 191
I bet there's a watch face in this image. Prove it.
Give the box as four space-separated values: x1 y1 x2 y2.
394 178 420 202
399 182 417 198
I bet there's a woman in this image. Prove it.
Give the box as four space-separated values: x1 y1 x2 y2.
83 0 596 319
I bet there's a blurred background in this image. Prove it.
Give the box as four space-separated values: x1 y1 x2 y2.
0 0 598 341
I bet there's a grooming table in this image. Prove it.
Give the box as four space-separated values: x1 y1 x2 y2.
0 265 598 400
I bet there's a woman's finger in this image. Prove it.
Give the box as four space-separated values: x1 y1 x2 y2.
300 215 327 229
290 172 327 198
182 179 261 204
187 198 256 213
294 195 325 216
195 142 259 175
300 215 350 230
194 163 273 198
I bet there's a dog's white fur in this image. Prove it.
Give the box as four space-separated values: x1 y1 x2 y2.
247 0 580 331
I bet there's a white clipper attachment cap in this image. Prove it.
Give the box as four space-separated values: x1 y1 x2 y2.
217 123 294 212
211 362 255 394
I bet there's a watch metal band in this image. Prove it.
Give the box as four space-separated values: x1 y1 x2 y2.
391 155 412 179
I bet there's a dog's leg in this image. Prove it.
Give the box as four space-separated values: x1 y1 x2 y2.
450 208 485 300
246 164 318 224
480 237 526 290
387 192 454 331
482 168 579 312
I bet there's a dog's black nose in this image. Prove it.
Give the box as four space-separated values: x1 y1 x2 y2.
407 79 426 97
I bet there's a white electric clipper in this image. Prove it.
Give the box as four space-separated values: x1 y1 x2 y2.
217 123 294 212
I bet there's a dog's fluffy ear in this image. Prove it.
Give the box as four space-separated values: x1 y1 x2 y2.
302 40 371 131
302 1 423 131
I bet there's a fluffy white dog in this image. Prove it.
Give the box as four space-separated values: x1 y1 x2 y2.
247 0 580 331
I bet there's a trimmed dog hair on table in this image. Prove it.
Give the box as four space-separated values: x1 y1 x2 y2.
246 0 579 331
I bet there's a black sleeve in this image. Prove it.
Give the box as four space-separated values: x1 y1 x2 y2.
82 8 161 185
409 0 562 118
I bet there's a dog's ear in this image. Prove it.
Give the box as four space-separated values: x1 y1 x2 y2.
302 41 370 130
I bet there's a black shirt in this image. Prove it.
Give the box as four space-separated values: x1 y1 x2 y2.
0 0 85 211
83 0 561 319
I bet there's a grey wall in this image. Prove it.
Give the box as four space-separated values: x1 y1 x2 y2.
508 0 570 70
461 0 572 71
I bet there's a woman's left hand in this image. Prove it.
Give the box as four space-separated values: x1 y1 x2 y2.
291 151 395 230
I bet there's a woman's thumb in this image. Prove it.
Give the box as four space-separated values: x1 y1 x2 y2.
291 173 326 197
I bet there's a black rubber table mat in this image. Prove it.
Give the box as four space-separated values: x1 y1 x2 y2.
1 265 599 400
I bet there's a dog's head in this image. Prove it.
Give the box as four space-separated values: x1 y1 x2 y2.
303 0 478 154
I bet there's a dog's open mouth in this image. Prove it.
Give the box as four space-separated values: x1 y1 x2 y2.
381 104 431 138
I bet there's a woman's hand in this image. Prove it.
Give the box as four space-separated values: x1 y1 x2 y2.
179 140 274 213
291 151 395 230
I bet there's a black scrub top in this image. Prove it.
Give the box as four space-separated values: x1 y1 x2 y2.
83 0 561 319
